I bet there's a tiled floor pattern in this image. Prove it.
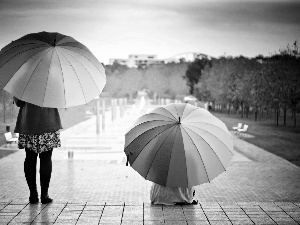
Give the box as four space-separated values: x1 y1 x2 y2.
1 104 300 224
1 201 300 225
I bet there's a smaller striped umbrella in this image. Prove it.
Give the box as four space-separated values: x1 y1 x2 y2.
124 103 234 188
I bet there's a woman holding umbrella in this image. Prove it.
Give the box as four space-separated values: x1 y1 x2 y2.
0 31 106 204
14 97 62 204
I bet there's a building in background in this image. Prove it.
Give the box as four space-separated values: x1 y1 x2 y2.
110 54 164 68
109 52 211 68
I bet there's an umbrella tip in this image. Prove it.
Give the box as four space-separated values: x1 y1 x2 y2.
178 117 181 124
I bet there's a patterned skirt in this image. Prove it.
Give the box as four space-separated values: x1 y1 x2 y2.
18 131 61 154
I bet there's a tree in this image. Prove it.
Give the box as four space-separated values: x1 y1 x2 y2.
184 58 211 95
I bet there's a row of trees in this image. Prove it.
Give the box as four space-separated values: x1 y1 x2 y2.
104 61 189 100
187 42 300 126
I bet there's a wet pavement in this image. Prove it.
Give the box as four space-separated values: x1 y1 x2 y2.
0 103 300 224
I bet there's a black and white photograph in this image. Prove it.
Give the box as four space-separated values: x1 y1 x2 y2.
0 0 299 224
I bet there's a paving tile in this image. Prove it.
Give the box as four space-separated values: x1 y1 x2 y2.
76 216 101 224
187 221 210 225
275 202 300 211
30 222 54 225
122 215 144 221
231 220 254 225
143 221 165 225
99 222 121 225
121 220 144 225
286 211 300 217
208 221 232 225
164 221 187 225
0 215 14 223
54 218 78 224
271 217 298 225
250 218 276 225
83 205 104 211
9 215 36 223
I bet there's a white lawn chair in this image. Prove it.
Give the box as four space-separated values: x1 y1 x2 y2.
232 123 242 133
237 124 248 137
4 132 18 145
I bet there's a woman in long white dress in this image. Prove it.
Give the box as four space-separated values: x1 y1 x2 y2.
150 183 198 205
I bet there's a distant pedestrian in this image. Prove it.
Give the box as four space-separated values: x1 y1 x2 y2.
14 97 63 204
150 183 198 205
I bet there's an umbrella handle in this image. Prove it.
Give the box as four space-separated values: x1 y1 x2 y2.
126 152 133 166
126 154 129 166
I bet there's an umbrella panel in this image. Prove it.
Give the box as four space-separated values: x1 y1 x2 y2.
183 123 234 161
128 113 175 131
21 49 56 106
125 123 175 165
4 48 51 98
145 126 180 187
150 107 177 121
132 126 176 183
125 120 175 149
164 126 188 188
0 46 50 89
181 127 210 187
183 126 227 181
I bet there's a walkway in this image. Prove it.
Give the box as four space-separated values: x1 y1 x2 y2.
0 104 299 224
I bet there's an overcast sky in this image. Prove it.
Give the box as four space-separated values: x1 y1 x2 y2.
0 0 300 64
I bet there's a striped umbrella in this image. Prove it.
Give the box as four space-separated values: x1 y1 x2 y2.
124 103 234 188
0 31 106 108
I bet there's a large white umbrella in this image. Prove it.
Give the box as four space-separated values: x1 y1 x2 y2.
124 103 234 188
0 31 106 108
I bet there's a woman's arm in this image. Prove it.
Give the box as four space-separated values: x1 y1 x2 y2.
13 97 25 107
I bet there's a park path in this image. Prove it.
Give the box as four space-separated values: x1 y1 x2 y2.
0 103 300 224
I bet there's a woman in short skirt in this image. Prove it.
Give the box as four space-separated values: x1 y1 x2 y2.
14 97 62 204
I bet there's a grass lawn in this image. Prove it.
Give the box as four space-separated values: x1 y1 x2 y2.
213 111 300 167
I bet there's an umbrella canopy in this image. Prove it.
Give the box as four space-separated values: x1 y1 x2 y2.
0 31 106 108
124 103 234 188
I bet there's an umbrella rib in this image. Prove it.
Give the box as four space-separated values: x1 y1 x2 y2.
55 49 67 108
55 48 87 104
57 48 102 94
159 107 177 120
35 32 52 45
180 126 211 183
59 42 90 52
130 113 176 128
184 121 229 134
183 123 234 155
60 45 105 79
145 125 177 179
20 48 53 99
132 119 174 129
173 104 180 120
42 48 55 107
126 123 175 148
181 108 198 120
182 126 227 171
0 45 49 69
0 42 48 58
